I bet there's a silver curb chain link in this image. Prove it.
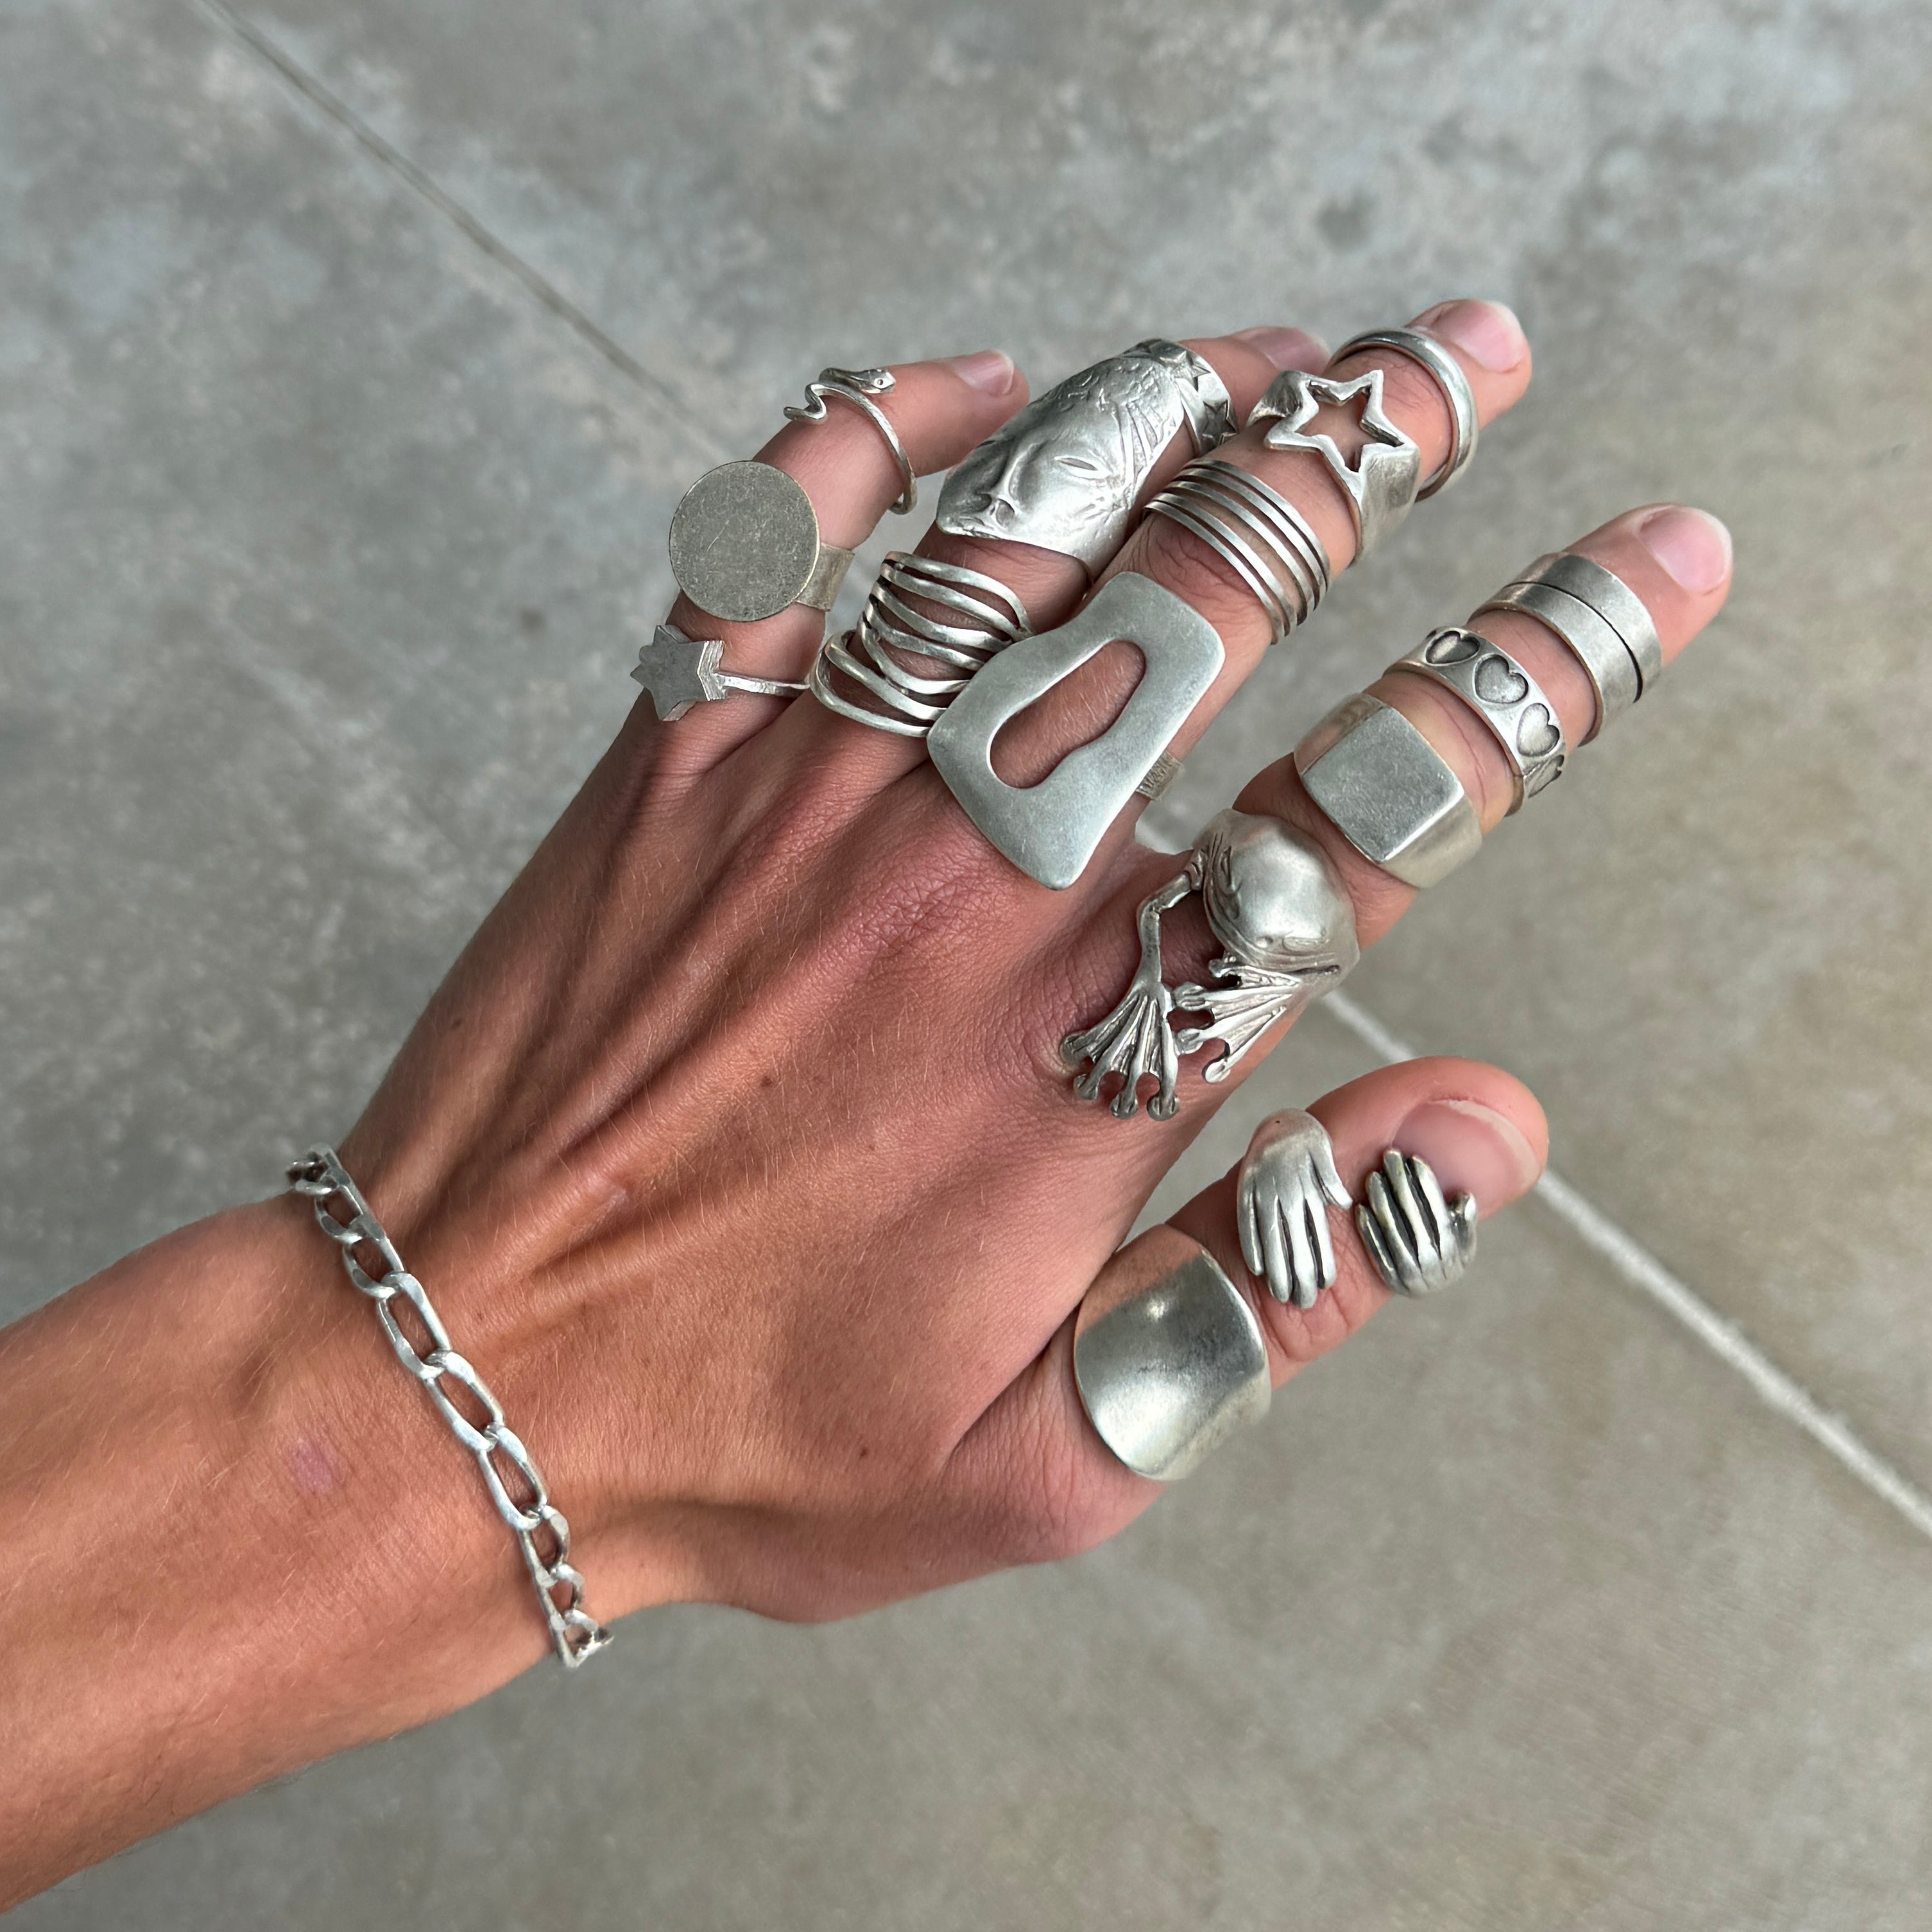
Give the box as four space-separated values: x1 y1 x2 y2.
287 1145 611 1669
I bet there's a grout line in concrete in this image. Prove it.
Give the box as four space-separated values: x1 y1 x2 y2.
1323 989 1932 1546
191 0 728 457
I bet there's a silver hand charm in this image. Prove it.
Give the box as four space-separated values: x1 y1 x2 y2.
1356 1150 1479 1296
1236 1110 1354 1308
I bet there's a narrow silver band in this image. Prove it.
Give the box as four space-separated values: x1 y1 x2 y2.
1146 456 1332 645
1135 750 1184 801
1393 627 1568 813
1492 551 1663 693
784 366 918 516
1073 1225 1270 1482
1294 691 1483 887
1331 327 1478 498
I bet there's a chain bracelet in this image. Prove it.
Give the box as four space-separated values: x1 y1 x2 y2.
286 1145 611 1669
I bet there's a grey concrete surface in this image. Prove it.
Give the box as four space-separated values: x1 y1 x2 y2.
5 0 1932 1924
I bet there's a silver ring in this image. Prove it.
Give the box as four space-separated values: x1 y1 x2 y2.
632 623 808 722
808 551 1030 740
1294 691 1482 887
1331 327 1478 498
1357 1150 1477 1297
1237 1110 1352 1309
668 461 856 624
784 366 918 516
1483 552 1663 719
1073 1225 1271 1482
937 339 1236 574
1475 578 1634 743
1247 367 1422 556
1144 457 1332 646
1393 627 1567 813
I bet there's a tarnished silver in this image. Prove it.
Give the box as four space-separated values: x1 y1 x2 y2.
1394 626 1567 812
668 460 855 623
1331 327 1479 498
1477 551 1663 739
633 622 809 721
784 366 918 516
1145 456 1332 645
287 1146 611 1669
1294 692 1482 888
1356 1149 1478 1298
1238 1109 1352 1309
937 339 1236 573
1135 750 1184 801
1063 809 1358 1119
1073 1225 1271 1482
1248 366 1421 555
928 572 1224 891
810 551 1030 739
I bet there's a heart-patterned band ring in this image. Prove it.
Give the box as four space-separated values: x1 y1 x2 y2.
1391 627 1568 812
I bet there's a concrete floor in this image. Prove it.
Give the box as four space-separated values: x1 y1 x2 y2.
5 0 1931 1924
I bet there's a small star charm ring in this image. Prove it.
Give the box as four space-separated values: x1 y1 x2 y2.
632 623 809 723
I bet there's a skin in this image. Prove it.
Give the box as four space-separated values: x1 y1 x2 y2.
0 301 1732 1906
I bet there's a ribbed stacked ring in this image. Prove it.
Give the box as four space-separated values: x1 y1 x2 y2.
1144 456 1332 646
810 551 1032 739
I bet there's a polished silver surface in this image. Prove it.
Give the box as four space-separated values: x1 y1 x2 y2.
1476 576 1640 741
1072 1224 1271 1482
1237 1109 1352 1309
287 1147 611 1669
810 549 1030 738
927 571 1224 890
1331 327 1479 498
667 459 855 623
1294 691 1484 887
1145 456 1331 645
1495 550 1665 695
1356 1149 1479 1298
936 339 1235 571
784 365 918 516
1394 626 1568 812
1064 809 1358 1118
632 622 809 721
1248 366 1421 555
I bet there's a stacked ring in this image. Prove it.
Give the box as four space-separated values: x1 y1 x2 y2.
1144 457 1332 646
1247 366 1423 556
810 552 1031 740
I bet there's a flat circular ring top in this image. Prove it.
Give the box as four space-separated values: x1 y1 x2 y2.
668 460 825 625
1331 327 1478 498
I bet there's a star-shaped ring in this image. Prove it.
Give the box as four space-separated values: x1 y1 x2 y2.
632 623 809 723
1247 367 1422 556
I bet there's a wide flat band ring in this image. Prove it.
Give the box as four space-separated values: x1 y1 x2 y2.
668 460 857 624
1331 327 1478 498
1393 627 1568 813
1492 551 1664 697
1295 692 1483 887
1474 578 1638 741
1073 1225 1270 1482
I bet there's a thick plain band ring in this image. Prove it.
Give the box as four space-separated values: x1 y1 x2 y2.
1295 692 1483 887
1501 551 1663 693
784 366 918 516
1394 627 1568 813
668 461 857 623
1073 1225 1271 1482
1475 578 1638 742
1331 327 1478 498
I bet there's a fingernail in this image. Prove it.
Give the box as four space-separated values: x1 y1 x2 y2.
947 349 1018 394
1390 1099 1543 1216
1414 298 1527 374
1637 505 1732 592
1233 325 1329 372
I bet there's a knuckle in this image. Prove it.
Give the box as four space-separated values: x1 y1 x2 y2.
1128 513 1264 636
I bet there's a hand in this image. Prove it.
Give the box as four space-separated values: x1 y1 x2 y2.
3 302 1733 1900
1238 1108 1354 1307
